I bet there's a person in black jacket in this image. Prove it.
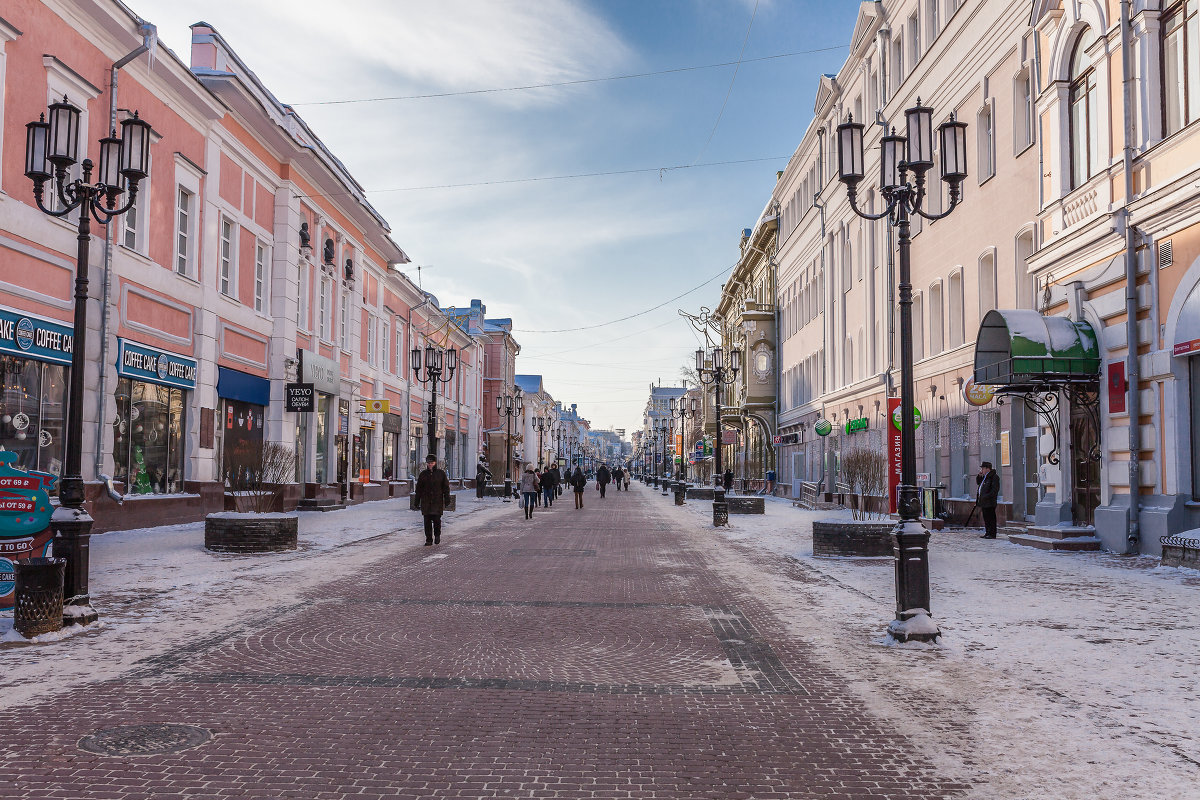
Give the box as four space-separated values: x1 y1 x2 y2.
475 460 491 500
415 455 452 545
570 466 587 509
976 461 1000 539
611 465 624 491
541 462 558 507
596 464 611 498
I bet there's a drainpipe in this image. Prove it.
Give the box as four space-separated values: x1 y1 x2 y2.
1120 0 1141 550
96 22 156 496
815 128 829 491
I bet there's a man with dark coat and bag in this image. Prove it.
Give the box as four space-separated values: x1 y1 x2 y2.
976 461 1000 539
416 454 452 546
475 460 491 500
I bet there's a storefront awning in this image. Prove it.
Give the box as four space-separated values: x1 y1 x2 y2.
973 309 1100 389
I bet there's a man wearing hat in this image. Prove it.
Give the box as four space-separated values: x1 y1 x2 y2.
976 461 1000 539
415 454 452 546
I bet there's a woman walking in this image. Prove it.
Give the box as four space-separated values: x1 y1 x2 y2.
570 465 587 509
519 464 540 520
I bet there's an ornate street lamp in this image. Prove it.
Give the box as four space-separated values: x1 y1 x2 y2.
533 415 550 467
836 100 967 642
668 395 698 485
412 343 457 460
696 344 741 525
25 98 154 626
496 387 523 500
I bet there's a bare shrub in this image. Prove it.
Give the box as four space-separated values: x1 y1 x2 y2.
841 447 888 520
226 442 296 513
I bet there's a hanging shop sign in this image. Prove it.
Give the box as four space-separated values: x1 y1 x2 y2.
814 418 832 436
721 430 737 445
285 382 315 412
774 433 799 446
962 377 996 407
887 398 901 514
891 405 922 431
116 339 197 390
0 307 73 365
300 348 340 394
363 399 390 414
844 417 869 434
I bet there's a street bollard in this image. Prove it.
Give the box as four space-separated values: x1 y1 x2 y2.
674 482 685 506
712 489 728 527
661 479 669 497
14 557 66 638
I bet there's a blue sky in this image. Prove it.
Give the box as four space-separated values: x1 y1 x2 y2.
132 0 861 435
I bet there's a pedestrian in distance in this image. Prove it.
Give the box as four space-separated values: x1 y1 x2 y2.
977 461 1000 539
570 465 587 509
475 460 491 500
534 464 544 507
612 465 624 491
596 464 611 498
415 454 452 546
623 468 630 491
541 462 557 508
519 464 540 520
723 468 734 494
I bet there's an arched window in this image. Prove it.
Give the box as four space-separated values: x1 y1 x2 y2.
1069 29 1101 189
948 271 965 348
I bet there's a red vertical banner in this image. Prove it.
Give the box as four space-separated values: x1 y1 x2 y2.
888 397 902 514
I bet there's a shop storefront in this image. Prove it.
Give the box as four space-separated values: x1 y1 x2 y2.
217 366 270 486
299 349 339 485
112 339 197 495
0 308 73 487
382 412 402 481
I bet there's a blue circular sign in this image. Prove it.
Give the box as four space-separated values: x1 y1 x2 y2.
14 318 34 351
156 356 169 380
0 557 14 599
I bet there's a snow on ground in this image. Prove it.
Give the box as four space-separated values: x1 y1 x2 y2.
0 492 509 704
653 486 1200 800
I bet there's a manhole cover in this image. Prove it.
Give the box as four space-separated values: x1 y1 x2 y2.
508 548 596 557
78 724 211 756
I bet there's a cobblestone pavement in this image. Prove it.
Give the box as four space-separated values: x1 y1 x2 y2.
0 485 970 799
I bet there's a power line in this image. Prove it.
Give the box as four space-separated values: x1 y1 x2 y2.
290 45 849 107
512 262 734 333
291 156 789 199
693 0 759 166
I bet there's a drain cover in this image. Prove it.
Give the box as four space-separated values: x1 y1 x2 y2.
508 548 596 557
78 724 210 756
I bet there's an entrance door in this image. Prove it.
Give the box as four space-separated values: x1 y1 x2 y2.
336 399 350 497
1023 404 1040 521
1069 389 1101 526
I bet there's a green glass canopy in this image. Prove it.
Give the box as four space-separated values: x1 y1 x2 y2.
973 309 1100 388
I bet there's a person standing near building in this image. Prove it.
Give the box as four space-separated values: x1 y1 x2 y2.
519 464 540 520
723 468 734 494
570 465 587 509
415 454 452 546
977 461 1000 539
475 460 491 500
541 462 557 507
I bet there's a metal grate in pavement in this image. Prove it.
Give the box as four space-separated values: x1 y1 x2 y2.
77 724 211 757
507 548 596 557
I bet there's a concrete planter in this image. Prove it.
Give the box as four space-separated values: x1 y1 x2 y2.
205 514 298 553
686 487 715 501
812 519 895 558
727 497 764 515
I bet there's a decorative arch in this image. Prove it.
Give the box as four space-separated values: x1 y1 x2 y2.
1042 1 1110 84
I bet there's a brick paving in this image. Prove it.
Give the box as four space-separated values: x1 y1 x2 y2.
0 484 970 799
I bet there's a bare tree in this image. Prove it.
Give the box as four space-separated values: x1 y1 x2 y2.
226 442 297 513
841 448 887 521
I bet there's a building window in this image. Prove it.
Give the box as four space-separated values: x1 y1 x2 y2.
977 102 995 180
1164 0 1199 136
297 263 310 329
909 13 921 69
367 315 377 365
219 217 235 296
926 0 940 42
913 292 925 360
948 271 965 348
0 357 68 488
929 282 944 354
1014 70 1034 151
979 251 997 317
112 377 186 494
175 187 194 275
1069 29 1101 190
318 276 332 341
254 242 267 313
381 321 390 373
339 292 350 350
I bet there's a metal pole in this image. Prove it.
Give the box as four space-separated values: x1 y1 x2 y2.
426 373 438 458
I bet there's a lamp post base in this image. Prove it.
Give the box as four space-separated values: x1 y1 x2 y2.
51 504 98 626
887 519 938 642
712 489 728 527
503 479 512 502
886 610 940 643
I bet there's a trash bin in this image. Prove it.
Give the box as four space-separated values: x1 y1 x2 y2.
14 557 65 638
673 482 686 506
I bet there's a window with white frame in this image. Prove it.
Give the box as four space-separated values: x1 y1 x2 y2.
297 263 310 329
978 251 997 317
395 322 404 374
1069 29 1101 190
381 320 390 373
1164 0 1199 137
948 270 965 348
977 102 995 180
1014 69 1034 151
121 157 150 254
893 35 905 92
909 14 921 69
339 292 350 350
219 217 236 296
367 315 377 365
45 60 99 214
929 282 944 354
318 276 332 341
254 241 267 313
913 293 925 360
926 0 940 43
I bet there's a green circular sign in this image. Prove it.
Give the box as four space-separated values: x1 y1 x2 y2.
891 406 922 431
814 418 832 436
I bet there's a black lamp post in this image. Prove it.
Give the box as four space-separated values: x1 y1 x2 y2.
668 395 698 484
497 387 523 500
835 100 967 642
25 97 153 626
412 343 457 460
533 415 549 467
696 344 740 526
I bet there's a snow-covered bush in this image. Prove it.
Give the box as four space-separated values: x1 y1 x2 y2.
840 448 887 521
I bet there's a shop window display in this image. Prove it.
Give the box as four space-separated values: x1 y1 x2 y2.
0 357 67 488
112 377 186 494
222 399 266 486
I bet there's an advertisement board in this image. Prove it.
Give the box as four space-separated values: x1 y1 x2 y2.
887 398 901 514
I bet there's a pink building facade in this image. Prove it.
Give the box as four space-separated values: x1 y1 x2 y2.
0 1 483 532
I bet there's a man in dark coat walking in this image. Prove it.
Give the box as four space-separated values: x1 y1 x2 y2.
415 454 452 545
475 460 491 500
611 465 624 490
596 464 611 498
723 468 734 494
977 461 1000 539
